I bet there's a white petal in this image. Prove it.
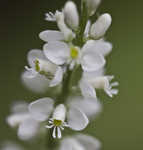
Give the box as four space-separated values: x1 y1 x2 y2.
53 104 66 122
60 138 85 150
75 134 101 150
18 118 39 140
43 41 70 65
21 71 50 93
6 113 30 128
39 30 64 42
85 0 101 16
49 67 63 87
90 13 112 39
81 51 105 72
80 79 96 98
82 39 112 56
68 97 102 118
29 97 54 121
84 20 91 37
64 1 79 29
52 127 56 138
67 107 89 131
27 49 46 68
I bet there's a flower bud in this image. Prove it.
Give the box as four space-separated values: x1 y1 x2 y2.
64 1 79 30
90 13 112 39
55 11 75 41
84 0 101 16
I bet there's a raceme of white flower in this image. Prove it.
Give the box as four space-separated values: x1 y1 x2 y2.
29 98 89 139
5 0 119 149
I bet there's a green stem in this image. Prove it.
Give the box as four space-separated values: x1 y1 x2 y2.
74 0 89 46
56 66 72 105
46 130 58 150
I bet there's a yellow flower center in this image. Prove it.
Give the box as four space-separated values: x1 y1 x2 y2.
35 59 40 72
53 119 62 126
70 47 78 59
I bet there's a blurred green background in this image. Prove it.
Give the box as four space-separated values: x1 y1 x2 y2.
0 0 143 150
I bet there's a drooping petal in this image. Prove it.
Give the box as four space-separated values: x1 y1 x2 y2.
43 41 70 65
29 97 54 121
27 49 46 68
81 51 105 72
68 97 102 118
67 107 89 131
18 118 39 140
79 79 97 98
60 137 85 150
75 134 101 150
21 71 50 93
49 67 63 87
39 30 64 42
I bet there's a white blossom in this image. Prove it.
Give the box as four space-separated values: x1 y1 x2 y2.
84 0 101 16
68 96 102 119
63 1 79 30
23 49 63 90
43 40 105 71
55 11 75 41
29 98 89 139
6 101 40 141
90 13 112 39
80 70 119 98
60 134 101 150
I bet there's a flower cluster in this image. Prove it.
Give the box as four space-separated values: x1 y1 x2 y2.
4 0 119 150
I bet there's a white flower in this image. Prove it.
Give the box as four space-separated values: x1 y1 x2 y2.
29 98 89 139
80 70 119 98
6 101 40 141
1 142 24 150
60 134 101 150
90 13 112 39
81 39 113 56
23 49 63 89
68 96 102 119
84 0 101 16
63 1 79 30
43 40 105 71
55 11 75 41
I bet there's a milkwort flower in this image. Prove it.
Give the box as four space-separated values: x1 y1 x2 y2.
6 101 40 140
22 49 63 91
29 97 89 139
80 69 119 98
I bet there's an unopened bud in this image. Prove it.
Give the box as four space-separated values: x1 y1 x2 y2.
64 1 79 30
90 13 112 39
84 0 101 16
55 11 75 41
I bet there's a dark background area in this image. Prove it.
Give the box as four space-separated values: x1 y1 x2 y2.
0 0 143 150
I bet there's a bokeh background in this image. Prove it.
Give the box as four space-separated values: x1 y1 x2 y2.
0 0 143 150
